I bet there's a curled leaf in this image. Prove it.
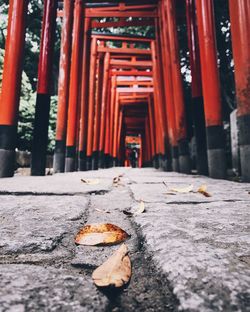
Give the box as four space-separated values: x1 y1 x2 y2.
113 176 121 187
92 243 131 288
123 200 145 217
170 184 194 193
135 200 145 214
197 185 211 197
81 179 100 185
94 208 110 214
75 223 129 246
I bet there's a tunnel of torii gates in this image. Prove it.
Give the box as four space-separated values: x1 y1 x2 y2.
0 0 249 181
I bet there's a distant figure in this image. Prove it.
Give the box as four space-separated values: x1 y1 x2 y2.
129 148 137 168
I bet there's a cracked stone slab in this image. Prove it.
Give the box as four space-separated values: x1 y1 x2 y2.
72 188 138 268
133 200 250 311
0 264 108 312
129 178 250 203
0 195 88 255
0 171 115 195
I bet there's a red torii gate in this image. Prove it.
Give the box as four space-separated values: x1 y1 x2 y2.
0 0 249 182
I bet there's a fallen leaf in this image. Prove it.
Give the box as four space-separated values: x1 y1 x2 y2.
75 223 129 246
170 184 194 193
94 208 110 214
113 176 121 187
135 200 145 214
122 210 133 217
123 200 145 216
92 243 131 288
164 192 177 195
197 185 211 197
81 178 100 185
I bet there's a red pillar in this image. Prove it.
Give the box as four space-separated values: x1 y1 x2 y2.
186 0 208 175
0 0 28 177
31 0 58 176
98 52 110 168
53 0 74 173
229 0 250 181
86 37 97 170
65 0 84 172
92 54 104 169
165 0 191 174
159 1 179 172
78 17 91 171
196 0 227 178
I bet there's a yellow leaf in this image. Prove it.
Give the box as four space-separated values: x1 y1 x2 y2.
75 223 129 246
170 184 194 193
197 185 211 197
92 243 131 288
81 179 100 185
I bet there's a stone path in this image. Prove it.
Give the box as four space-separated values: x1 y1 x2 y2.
0 168 249 312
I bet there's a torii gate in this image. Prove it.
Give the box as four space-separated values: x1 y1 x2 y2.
0 0 249 182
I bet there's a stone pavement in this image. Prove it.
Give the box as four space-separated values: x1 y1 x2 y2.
0 168 249 312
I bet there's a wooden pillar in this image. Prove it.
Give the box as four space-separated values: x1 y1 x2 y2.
229 0 250 181
155 20 171 171
104 77 112 167
160 2 179 172
148 95 156 164
98 52 110 168
53 0 74 173
86 37 97 170
31 0 57 176
112 93 120 165
151 40 165 169
159 1 178 171
196 0 227 178
65 0 84 172
186 0 208 175
92 54 104 169
78 17 91 171
109 76 117 166
0 0 29 177
165 0 191 174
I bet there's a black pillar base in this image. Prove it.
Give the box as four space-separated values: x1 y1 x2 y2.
98 151 105 168
103 154 110 168
192 96 209 176
53 140 65 173
171 146 179 172
238 115 250 182
53 152 65 173
178 139 191 174
91 151 99 170
31 94 50 176
65 146 76 172
65 157 75 172
0 149 15 177
153 154 159 169
78 152 87 171
112 157 119 167
206 126 227 179
86 156 92 171
0 125 16 177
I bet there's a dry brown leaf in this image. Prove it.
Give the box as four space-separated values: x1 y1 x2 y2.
197 185 211 197
81 178 100 185
92 243 131 288
75 223 129 246
170 184 194 193
113 176 121 187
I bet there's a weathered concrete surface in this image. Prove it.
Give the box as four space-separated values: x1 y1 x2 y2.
0 168 249 311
